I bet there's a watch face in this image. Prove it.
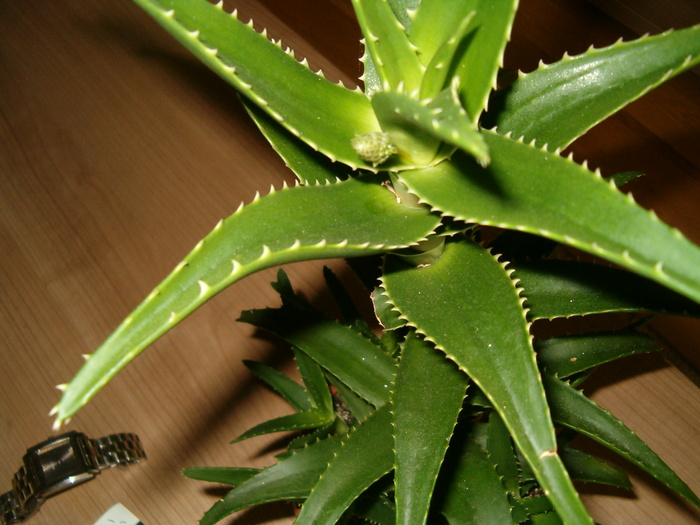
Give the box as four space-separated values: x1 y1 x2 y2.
26 432 96 497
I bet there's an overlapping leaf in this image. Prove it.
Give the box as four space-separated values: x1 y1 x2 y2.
486 25 700 148
399 132 700 304
130 0 384 169
392 331 468 525
55 177 438 423
382 238 593 524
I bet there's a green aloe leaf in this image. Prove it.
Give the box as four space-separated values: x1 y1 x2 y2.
559 446 632 489
56 176 438 424
242 99 353 184
295 404 395 524
485 412 520 496
438 424 516 525
408 0 476 68
536 331 661 378
400 131 700 304
486 25 700 148
239 292 396 407
349 491 397 525
244 360 313 412
295 348 334 413
231 409 334 444
199 435 342 525
372 285 406 330
183 466 259 485
392 331 468 525
514 260 700 320
382 237 593 524
371 88 489 166
352 0 424 93
544 374 700 507
410 0 518 122
131 0 381 169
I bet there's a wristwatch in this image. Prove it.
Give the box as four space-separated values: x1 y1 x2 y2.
1 431 146 524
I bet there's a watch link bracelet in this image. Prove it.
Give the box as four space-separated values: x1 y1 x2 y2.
1 431 146 524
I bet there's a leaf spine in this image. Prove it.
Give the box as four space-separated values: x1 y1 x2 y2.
198 280 211 297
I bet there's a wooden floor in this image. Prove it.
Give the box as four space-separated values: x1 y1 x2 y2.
1 1 699 523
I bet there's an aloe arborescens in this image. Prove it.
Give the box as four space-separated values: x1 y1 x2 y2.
53 1 700 523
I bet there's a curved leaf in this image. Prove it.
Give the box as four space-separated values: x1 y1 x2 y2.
559 446 632 489
239 294 396 407
400 132 700 304
352 0 424 93
231 410 335 444
486 25 700 148
244 360 312 412
199 436 342 525
408 0 476 67
410 0 518 122
544 374 700 507
183 466 259 485
295 404 395 524
56 176 438 424
392 331 468 525
515 260 700 320
438 425 516 525
131 0 381 169
382 238 593 524
372 88 489 166
536 331 660 378
242 99 353 184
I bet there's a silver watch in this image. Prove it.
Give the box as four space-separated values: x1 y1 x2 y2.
1 431 146 524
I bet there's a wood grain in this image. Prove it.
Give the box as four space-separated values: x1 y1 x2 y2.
1 1 698 524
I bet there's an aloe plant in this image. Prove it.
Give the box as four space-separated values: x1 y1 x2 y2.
51 0 700 523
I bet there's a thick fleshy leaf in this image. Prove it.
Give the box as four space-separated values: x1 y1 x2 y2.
295 348 334 413
515 260 700 320
536 331 660 378
295 404 395 524
485 412 520 496
244 360 312 412
242 99 353 184
371 88 489 165
408 0 476 67
239 293 396 407
438 424 515 525
183 466 259 485
418 12 475 99
400 132 700 305
372 285 406 330
56 176 438 424
352 0 424 93
410 0 518 122
544 374 700 507
559 446 632 489
486 25 700 148
199 436 342 525
392 331 468 525
231 410 334 444
131 0 383 169
350 491 397 525
382 238 592 524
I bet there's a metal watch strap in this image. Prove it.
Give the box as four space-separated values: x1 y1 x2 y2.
1 432 146 525
90 433 147 470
